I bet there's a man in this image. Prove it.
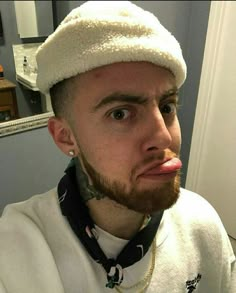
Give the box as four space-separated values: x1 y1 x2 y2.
0 1 235 292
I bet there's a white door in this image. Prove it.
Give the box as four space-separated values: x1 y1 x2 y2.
186 1 236 238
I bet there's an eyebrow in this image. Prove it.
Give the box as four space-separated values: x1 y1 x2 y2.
93 87 179 112
161 87 179 100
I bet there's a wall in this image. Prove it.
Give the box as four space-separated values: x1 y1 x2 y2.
0 127 69 214
178 1 210 185
0 1 210 212
186 1 236 238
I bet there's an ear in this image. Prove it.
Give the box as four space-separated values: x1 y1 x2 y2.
48 117 79 157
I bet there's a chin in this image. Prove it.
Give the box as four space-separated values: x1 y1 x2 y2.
110 173 181 214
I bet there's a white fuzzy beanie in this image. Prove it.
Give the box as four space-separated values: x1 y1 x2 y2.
36 1 187 94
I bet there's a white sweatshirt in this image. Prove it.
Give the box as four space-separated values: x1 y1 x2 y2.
0 188 235 293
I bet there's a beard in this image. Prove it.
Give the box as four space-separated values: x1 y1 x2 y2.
79 150 181 214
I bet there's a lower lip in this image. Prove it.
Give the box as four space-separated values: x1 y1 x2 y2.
138 158 182 181
139 171 178 181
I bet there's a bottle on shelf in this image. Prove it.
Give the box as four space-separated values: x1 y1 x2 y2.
23 56 30 75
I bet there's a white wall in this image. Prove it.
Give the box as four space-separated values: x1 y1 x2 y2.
186 2 236 238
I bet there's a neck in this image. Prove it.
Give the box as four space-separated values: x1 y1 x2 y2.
86 197 145 240
74 157 145 239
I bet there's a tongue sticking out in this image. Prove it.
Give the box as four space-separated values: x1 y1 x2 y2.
144 158 182 175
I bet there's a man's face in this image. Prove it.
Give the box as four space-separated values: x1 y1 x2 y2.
70 62 182 214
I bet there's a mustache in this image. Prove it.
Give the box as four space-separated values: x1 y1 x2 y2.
131 150 179 178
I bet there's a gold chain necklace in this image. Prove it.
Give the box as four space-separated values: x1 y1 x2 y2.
114 236 156 293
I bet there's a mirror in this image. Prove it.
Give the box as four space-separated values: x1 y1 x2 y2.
0 0 56 136
0 1 86 137
0 111 53 137
14 1 54 38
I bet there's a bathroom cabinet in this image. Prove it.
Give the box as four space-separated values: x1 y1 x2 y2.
0 79 19 122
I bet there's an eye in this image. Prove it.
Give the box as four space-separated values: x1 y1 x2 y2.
110 109 130 120
160 102 177 115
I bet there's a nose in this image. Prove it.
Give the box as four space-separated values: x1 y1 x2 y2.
141 108 172 152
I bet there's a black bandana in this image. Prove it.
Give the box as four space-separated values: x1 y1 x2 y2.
57 161 163 289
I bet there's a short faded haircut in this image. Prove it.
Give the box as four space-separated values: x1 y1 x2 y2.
49 76 78 119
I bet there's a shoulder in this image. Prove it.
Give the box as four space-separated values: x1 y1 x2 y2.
171 187 222 223
167 188 230 242
1 187 58 212
0 189 66 291
1 188 58 214
0 187 61 258
167 188 235 259
0 188 59 239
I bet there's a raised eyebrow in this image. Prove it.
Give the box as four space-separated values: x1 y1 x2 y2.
93 93 148 112
160 87 179 101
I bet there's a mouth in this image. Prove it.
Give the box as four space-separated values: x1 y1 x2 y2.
138 157 182 181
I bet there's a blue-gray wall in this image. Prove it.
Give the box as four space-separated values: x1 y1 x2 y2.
0 1 210 213
0 127 69 214
178 1 211 188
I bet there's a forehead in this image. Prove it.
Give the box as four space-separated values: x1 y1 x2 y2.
73 62 176 105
